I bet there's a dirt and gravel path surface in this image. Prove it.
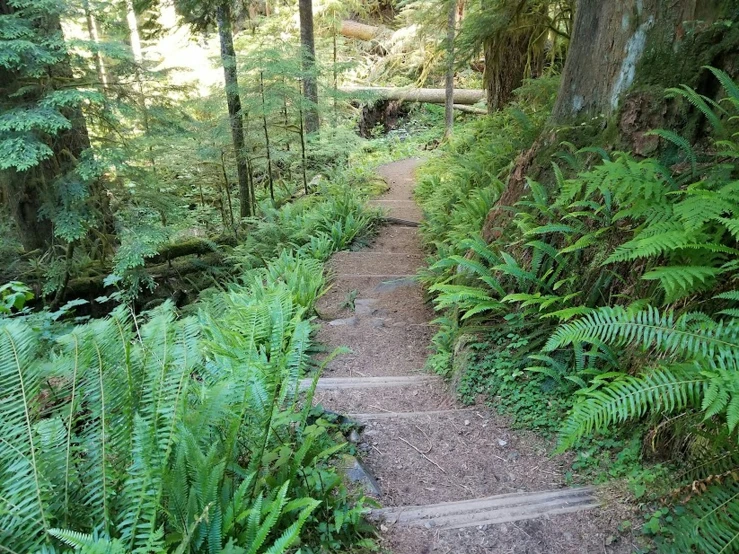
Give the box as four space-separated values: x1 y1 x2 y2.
314 159 637 553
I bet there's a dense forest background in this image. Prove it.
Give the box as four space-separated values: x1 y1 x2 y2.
2 0 739 552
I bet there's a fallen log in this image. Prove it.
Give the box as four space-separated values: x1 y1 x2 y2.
64 252 230 299
148 235 237 264
340 20 380 41
453 104 487 115
341 86 485 105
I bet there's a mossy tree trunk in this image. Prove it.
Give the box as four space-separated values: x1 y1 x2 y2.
216 2 252 218
299 0 320 134
552 0 739 124
483 31 532 112
0 0 112 252
444 0 457 138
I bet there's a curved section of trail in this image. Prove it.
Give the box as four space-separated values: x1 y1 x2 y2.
314 159 633 553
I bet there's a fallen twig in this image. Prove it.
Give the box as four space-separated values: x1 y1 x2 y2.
399 437 446 474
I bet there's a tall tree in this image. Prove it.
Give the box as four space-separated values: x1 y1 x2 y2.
443 0 457 138
457 0 568 113
173 0 253 218
298 0 319 134
216 3 252 217
84 0 109 90
0 0 110 251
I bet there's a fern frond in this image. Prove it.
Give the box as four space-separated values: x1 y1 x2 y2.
642 265 723 302
558 364 707 451
546 306 739 370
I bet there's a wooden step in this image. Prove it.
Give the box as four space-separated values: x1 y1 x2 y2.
347 408 474 421
301 375 439 391
371 487 598 530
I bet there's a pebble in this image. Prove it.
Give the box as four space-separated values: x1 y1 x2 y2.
349 429 361 443
464 419 470 426
497 438 508 447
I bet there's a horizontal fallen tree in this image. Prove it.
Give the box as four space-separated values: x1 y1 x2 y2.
452 104 487 115
340 20 380 41
341 86 485 106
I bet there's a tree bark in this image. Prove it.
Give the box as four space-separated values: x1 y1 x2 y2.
299 0 320 134
444 0 457 138
0 2 112 251
552 0 735 123
342 86 484 105
483 28 532 113
124 0 143 62
339 20 379 41
216 3 252 218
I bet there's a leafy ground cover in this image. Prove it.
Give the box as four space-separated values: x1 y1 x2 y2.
0 179 382 553
417 70 739 552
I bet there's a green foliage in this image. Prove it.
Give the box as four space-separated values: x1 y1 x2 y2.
0 198 372 552
0 280 34 314
419 68 739 552
456 331 574 431
416 78 557 253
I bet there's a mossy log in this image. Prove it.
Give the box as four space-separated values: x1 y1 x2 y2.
64 252 230 299
53 236 237 304
341 86 485 105
148 235 237 264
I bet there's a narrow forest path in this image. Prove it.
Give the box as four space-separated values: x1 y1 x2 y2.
313 159 632 553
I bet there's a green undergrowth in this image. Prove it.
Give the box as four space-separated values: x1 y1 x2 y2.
418 68 739 552
0 179 381 553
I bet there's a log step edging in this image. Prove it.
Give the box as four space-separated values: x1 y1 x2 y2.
371 487 599 530
347 408 474 421
301 375 439 391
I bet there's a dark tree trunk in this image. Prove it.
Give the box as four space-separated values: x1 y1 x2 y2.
216 3 252 218
483 29 532 113
0 2 112 252
443 0 457 138
552 0 738 123
299 0 320 134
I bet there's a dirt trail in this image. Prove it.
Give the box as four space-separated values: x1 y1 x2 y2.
314 159 634 553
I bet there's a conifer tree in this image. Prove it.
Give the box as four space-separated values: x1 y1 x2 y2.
0 0 112 251
172 0 253 217
298 0 319 134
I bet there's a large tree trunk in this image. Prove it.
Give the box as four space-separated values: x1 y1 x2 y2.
216 3 252 219
483 31 531 112
443 0 457 138
552 0 738 123
0 1 111 251
481 0 739 243
299 0 320 134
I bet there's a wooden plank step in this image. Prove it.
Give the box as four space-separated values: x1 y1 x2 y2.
335 274 416 279
301 375 439 391
347 408 474 421
371 487 598 530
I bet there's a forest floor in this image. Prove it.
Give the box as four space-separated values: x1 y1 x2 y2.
314 159 638 553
